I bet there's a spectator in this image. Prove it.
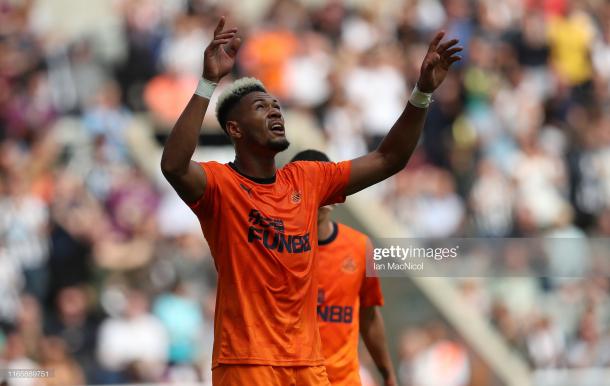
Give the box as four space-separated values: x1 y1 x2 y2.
44 286 100 383
0 333 39 386
526 315 566 368
82 80 134 164
152 280 204 365
0 172 49 301
39 335 85 386
96 288 169 382
567 306 610 367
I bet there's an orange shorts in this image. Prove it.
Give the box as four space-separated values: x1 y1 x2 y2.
212 364 331 386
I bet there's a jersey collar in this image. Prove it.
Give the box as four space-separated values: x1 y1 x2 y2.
228 162 276 184
318 221 338 246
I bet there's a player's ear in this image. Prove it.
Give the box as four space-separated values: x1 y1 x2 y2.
226 120 243 140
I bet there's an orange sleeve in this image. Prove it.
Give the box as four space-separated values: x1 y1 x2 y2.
299 160 351 207
360 237 384 307
360 276 384 307
187 162 220 214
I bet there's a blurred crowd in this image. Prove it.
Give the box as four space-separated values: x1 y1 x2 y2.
1 0 610 385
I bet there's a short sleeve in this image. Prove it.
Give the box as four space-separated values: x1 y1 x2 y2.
298 160 352 207
360 237 384 307
360 276 384 307
187 162 219 215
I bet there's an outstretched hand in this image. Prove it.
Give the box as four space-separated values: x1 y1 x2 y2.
417 31 462 93
203 17 241 83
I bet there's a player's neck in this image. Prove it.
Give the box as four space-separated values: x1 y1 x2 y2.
233 153 276 180
318 220 335 241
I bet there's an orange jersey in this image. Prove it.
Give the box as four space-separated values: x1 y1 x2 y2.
188 160 351 368
212 365 330 386
317 223 384 386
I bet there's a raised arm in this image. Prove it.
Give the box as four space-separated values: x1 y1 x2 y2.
345 32 462 195
160 17 241 203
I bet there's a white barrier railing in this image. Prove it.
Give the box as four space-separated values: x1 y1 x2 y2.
533 368 610 386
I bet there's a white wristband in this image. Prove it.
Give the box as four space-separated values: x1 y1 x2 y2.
409 85 433 109
195 78 217 99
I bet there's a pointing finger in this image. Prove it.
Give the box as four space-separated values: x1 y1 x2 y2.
428 31 445 52
214 17 226 36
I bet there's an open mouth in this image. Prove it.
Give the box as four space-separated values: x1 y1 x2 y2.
269 122 285 135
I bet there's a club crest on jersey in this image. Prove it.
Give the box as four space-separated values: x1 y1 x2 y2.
290 191 301 204
342 257 357 273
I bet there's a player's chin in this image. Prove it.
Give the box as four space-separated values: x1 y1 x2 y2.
267 137 290 152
